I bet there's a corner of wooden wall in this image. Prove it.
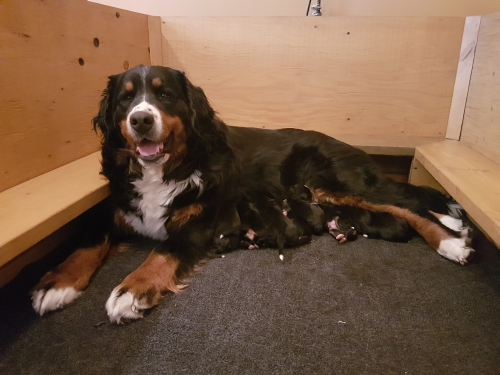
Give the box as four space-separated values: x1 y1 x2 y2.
445 15 481 141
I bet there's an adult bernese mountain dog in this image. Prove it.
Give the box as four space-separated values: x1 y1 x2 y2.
31 66 474 323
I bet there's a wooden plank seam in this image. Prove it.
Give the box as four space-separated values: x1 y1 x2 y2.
446 16 481 140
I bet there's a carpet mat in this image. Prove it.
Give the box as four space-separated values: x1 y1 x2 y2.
1 234 500 375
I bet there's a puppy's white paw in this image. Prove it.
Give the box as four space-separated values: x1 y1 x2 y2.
105 289 149 324
32 287 81 316
437 237 475 265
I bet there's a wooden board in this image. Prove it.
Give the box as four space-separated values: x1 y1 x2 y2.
446 16 481 140
408 158 446 194
460 12 500 163
0 0 150 192
0 214 81 288
0 152 109 268
148 16 163 65
338 135 441 156
160 17 464 144
415 140 500 247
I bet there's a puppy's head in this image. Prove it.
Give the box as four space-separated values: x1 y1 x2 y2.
93 65 216 169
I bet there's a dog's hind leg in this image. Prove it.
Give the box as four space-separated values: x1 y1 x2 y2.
32 239 113 315
429 210 472 240
310 189 474 265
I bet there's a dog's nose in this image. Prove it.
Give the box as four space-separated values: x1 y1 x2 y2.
130 111 154 134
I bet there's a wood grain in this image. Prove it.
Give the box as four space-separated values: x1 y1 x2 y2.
446 16 481 140
0 214 82 288
338 135 441 156
0 0 150 192
460 12 500 164
0 152 109 268
415 140 500 247
408 158 446 194
148 16 163 65
160 17 464 145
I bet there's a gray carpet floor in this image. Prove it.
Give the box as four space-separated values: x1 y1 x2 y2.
1 233 500 375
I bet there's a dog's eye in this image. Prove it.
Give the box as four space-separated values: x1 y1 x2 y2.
122 94 133 102
159 92 172 100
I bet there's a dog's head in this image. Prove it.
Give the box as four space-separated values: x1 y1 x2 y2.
93 65 219 169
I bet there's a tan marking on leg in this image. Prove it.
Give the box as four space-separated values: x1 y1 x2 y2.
33 239 112 292
105 252 186 322
119 252 184 297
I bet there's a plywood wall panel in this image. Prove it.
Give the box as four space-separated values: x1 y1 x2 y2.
0 0 151 192
446 16 481 140
160 17 464 143
460 12 500 163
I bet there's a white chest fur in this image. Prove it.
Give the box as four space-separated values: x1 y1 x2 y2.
122 165 203 240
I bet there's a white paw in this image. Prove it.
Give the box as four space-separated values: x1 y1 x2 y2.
32 287 81 316
105 289 148 324
439 214 472 239
439 215 463 232
437 237 474 265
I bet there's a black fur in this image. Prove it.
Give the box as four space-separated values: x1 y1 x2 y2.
93 65 453 268
322 204 411 243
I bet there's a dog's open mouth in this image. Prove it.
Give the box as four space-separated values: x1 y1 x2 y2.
136 139 168 162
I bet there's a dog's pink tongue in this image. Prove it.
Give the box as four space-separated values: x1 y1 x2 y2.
136 142 162 157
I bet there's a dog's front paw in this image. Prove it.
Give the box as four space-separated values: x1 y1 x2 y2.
32 284 81 316
105 286 160 324
437 237 475 265
329 227 357 244
31 273 82 315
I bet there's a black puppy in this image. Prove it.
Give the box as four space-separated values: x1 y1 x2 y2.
212 201 242 254
321 204 411 243
281 199 313 246
284 198 325 236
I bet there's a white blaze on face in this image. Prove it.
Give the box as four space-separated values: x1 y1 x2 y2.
126 99 164 142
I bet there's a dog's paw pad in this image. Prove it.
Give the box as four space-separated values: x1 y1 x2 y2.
32 287 81 316
336 233 347 243
437 238 475 265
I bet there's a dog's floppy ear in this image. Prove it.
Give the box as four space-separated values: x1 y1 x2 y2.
176 71 215 135
92 75 118 142
174 70 231 156
187 82 215 131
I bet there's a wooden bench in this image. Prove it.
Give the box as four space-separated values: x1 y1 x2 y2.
411 14 500 248
0 153 109 286
415 141 500 247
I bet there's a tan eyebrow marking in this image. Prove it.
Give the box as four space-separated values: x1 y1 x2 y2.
124 81 134 92
152 78 162 87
